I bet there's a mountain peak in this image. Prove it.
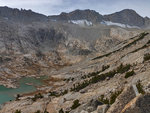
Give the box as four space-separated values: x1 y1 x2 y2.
49 9 103 23
120 9 137 13
104 9 145 27
116 9 141 17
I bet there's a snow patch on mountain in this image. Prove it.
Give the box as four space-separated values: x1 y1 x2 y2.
101 21 140 29
69 20 93 26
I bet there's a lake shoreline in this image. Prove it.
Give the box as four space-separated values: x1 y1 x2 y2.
0 76 48 105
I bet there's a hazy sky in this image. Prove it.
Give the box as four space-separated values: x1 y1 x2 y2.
0 0 150 17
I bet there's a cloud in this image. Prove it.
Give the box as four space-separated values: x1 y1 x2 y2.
0 0 63 6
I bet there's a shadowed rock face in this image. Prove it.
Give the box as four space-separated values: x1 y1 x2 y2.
121 94 150 113
0 21 65 54
106 86 136 113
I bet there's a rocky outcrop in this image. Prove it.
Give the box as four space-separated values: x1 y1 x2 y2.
121 94 150 113
0 98 50 113
97 105 109 113
106 85 136 113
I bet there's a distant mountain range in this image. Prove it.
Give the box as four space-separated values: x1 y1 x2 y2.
0 6 150 28
49 9 150 28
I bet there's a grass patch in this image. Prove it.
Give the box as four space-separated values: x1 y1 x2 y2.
71 99 81 110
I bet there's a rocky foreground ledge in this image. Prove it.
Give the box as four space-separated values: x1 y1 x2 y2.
0 84 149 113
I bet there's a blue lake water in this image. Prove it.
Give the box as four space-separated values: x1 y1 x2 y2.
0 76 46 105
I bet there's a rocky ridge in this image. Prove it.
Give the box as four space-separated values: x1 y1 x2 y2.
49 9 150 28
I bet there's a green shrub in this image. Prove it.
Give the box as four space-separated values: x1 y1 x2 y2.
98 95 109 104
71 64 131 92
35 110 41 113
16 94 21 101
15 110 21 113
71 99 81 110
81 71 100 79
102 65 110 71
32 93 43 101
122 32 149 49
61 89 68 95
92 32 149 60
49 89 68 97
81 65 110 79
64 78 75 82
136 81 145 94
125 70 135 78
59 108 64 113
49 91 59 97
98 90 122 105
146 40 150 44
144 53 150 62
44 110 49 113
110 90 122 105
71 80 90 92
116 64 131 74
0 56 3 63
